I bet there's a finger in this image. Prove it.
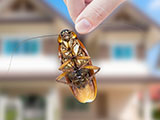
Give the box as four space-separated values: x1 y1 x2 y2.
63 0 67 4
85 0 93 4
75 0 126 34
65 0 86 22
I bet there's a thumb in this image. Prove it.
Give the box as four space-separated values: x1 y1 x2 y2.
75 0 125 34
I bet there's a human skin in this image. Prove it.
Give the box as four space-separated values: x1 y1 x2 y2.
64 0 126 34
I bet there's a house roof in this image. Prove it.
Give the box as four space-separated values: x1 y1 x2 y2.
100 1 160 30
31 0 74 26
0 0 73 26
126 1 160 28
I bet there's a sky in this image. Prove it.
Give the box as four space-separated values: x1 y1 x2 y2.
46 0 160 25
147 43 160 77
131 0 160 25
46 0 71 21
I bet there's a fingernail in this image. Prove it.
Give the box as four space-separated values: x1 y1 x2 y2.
75 19 92 34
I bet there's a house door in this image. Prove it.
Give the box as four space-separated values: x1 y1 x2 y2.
22 95 45 120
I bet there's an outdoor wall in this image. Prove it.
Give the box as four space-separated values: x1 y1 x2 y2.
146 26 160 49
0 23 55 35
107 90 140 120
96 84 142 120
0 20 71 36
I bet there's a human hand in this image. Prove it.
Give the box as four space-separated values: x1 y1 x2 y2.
64 0 126 34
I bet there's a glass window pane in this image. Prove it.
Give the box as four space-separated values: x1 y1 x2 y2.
22 40 39 54
30 40 39 54
4 39 20 55
113 46 123 59
3 38 40 55
124 46 133 59
22 41 30 54
113 45 133 60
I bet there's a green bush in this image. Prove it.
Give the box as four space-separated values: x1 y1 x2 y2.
6 108 17 120
152 107 160 119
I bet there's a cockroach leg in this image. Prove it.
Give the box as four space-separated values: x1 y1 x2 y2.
58 59 71 70
83 65 100 70
75 56 91 70
56 79 75 87
61 49 68 54
56 79 68 84
76 56 91 60
62 67 74 73
61 48 72 57
56 72 68 81
84 66 100 81
56 72 75 87
83 65 100 76
79 59 90 70
59 56 91 72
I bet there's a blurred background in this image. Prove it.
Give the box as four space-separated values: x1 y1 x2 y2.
0 0 160 120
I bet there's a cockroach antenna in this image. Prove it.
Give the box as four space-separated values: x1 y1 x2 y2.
7 34 59 75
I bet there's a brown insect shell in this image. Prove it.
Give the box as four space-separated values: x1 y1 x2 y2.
58 31 97 103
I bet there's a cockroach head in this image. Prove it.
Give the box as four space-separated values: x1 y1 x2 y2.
60 29 71 41
60 29 77 42
60 29 70 35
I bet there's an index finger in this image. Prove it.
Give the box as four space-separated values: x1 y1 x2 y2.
64 0 86 22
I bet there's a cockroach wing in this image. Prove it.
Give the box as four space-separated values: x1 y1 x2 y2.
70 76 97 103
67 39 97 103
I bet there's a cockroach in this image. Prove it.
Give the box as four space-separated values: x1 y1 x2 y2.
7 29 100 103
56 29 100 103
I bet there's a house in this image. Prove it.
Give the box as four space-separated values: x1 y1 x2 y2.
0 0 160 120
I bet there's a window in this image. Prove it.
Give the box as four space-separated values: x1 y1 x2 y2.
3 38 40 55
64 96 89 111
112 44 134 59
21 95 45 120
